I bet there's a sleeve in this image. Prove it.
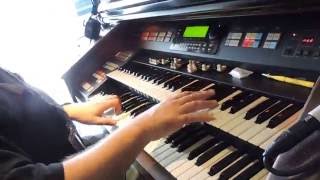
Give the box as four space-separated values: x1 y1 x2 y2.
0 136 64 180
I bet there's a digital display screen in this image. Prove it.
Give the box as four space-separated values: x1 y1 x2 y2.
183 26 209 38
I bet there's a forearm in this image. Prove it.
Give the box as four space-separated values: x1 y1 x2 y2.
62 103 79 119
63 116 150 180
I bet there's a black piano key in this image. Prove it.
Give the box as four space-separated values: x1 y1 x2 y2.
165 123 200 143
195 142 229 166
120 93 135 102
165 128 189 144
152 74 167 83
188 138 220 160
122 95 139 104
245 98 278 120
119 91 132 98
267 103 303 128
233 160 264 180
156 73 177 85
136 99 150 105
122 98 140 109
220 91 249 111
177 130 208 152
131 102 153 116
208 150 242 176
122 99 137 108
219 155 253 180
124 103 139 112
210 84 237 101
172 77 195 90
171 125 205 147
255 101 290 124
146 73 159 81
229 93 260 114
181 79 212 91
132 105 153 116
163 76 182 88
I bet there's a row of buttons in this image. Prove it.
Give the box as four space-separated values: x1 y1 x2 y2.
266 33 281 41
170 42 215 53
225 39 240 47
225 32 281 49
283 48 320 58
225 32 243 47
263 41 278 49
141 31 173 42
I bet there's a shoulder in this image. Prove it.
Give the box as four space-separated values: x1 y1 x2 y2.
0 67 25 84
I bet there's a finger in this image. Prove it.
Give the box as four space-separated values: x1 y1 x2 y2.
93 116 117 125
180 111 215 124
100 97 122 114
180 100 218 113
177 89 215 104
108 95 121 100
171 91 193 99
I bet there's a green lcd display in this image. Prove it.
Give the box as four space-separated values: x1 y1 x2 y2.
183 26 209 38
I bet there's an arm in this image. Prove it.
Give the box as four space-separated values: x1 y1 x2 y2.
0 136 64 180
63 90 218 180
63 95 122 125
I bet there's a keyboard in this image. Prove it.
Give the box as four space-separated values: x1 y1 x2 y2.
94 61 303 180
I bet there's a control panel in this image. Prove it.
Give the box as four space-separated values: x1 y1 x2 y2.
169 24 226 54
138 15 320 73
282 31 320 58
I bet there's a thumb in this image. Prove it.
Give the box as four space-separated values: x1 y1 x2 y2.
93 116 117 125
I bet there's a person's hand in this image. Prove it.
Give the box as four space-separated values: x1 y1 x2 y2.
63 95 122 125
131 90 218 141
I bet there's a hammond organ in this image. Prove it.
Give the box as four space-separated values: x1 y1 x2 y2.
63 1 320 179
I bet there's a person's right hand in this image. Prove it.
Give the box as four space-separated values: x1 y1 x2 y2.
131 89 218 141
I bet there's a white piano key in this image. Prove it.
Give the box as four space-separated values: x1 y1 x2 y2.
190 148 234 180
234 104 288 140
205 154 246 180
229 160 259 180
259 130 282 150
249 110 301 146
231 101 292 139
259 110 301 150
259 174 268 180
177 146 233 180
166 153 190 172
155 146 178 162
151 143 171 157
220 97 268 132
160 136 211 167
212 97 268 128
250 169 269 180
228 117 259 137
238 121 269 141
208 90 243 120
144 138 166 154
170 157 197 177
164 137 213 172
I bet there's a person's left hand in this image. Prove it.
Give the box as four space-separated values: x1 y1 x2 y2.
63 95 122 125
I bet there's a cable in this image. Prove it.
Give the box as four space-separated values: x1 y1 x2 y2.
91 0 100 15
262 105 320 176
263 154 320 176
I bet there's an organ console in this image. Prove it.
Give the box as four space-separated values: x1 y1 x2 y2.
63 1 320 179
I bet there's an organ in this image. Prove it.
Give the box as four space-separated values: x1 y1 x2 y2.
63 1 320 179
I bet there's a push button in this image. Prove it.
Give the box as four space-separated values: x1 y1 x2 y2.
283 48 294 56
295 49 303 56
313 51 320 58
303 50 312 57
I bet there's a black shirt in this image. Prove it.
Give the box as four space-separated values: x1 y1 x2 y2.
0 68 79 180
